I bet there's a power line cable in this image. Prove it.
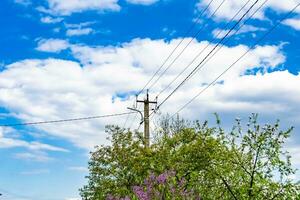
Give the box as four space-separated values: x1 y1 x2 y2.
122 112 131 128
180 0 270 86
147 0 227 91
156 0 257 98
128 111 140 130
170 2 300 118
136 0 216 96
155 0 259 112
149 0 260 122
0 187 61 200
126 0 216 129
0 112 135 127
122 96 137 129
137 122 143 132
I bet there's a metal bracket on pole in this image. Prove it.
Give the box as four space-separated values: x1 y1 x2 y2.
127 107 143 125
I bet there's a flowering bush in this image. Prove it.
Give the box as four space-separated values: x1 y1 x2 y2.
106 195 130 200
82 115 299 200
107 171 201 200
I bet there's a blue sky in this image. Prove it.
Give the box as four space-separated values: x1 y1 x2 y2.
0 0 300 199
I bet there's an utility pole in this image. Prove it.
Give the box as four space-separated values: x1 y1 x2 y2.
136 91 157 148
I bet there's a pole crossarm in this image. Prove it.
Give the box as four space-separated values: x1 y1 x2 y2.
134 91 157 148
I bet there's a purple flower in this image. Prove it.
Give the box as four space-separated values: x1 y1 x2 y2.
149 173 156 182
144 172 155 185
157 173 168 184
133 186 149 200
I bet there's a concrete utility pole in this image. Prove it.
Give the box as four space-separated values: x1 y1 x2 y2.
136 91 157 148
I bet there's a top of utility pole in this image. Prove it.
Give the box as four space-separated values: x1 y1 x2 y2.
136 90 157 148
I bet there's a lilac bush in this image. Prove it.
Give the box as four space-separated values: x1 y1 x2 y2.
107 171 201 200
106 194 131 200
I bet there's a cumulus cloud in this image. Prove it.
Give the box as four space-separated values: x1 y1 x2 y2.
0 137 68 152
1 37 298 151
14 0 31 6
41 0 121 15
66 28 94 36
34 0 162 16
0 127 68 152
283 17 300 30
40 16 63 24
14 152 53 162
68 166 88 172
212 25 266 39
197 0 300 23
288 147 300 166
65 22 95 36
36 38 69 53
126 0 159 5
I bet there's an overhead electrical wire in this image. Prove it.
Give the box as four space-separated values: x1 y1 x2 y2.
128 111 140 130
181 0 270 85
125 0 217 129
178 0 269 87
136 0 216 96
169 2 300 118
122 112 131 128
0 187 61 200
122 97 137 129
149 0 259 122
155 0 259 98
146 0 227 91
154 0 259 112
0 112 135 127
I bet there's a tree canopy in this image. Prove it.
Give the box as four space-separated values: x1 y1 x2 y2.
80 114 299 200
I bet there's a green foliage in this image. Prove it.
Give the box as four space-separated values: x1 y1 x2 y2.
132 171 200 200
80 114 299 200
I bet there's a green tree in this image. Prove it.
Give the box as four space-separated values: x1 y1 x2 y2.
80 114 299 200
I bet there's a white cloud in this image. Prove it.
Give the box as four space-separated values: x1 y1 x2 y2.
212 25 266 39
283 17 300 30
14 0 31 6
68 166 88 172
0 127 68 152
65 22 95 36
126 0 159 5
65 22 96 29
40 16 63 24
35 0 161 15
36 39 69 53
14 152 53 162
0 137 68 152
285 146 300 181
1 38 297 152
42 0 121 16
287 147 300 166
66 28 94 36
197 0 300 23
